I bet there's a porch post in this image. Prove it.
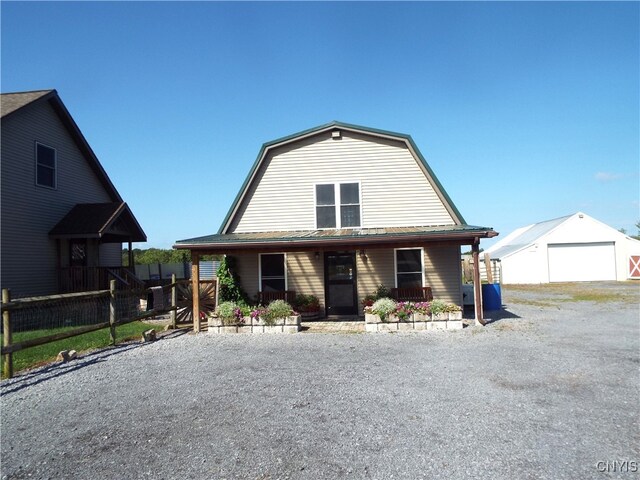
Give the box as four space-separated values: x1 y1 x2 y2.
191 251 200 332
472 237 485 326
128 241 134 268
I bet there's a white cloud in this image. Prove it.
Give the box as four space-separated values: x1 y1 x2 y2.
595 172 623 182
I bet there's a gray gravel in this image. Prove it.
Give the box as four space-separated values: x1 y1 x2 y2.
2 283 639 480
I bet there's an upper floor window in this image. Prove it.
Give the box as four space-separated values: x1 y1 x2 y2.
395 248 424 288
315 182 361 229
36 142 56 188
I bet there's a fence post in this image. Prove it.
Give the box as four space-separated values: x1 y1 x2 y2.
170 273 177 329
2 289 13 379
109 280 117 345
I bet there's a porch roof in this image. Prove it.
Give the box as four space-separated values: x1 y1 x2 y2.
49 202 147 243
174 225 497 252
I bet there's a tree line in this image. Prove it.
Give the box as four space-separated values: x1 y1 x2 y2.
122 248 219 265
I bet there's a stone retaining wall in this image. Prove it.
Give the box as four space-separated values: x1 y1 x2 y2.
364 312 463 332
208 315 301 334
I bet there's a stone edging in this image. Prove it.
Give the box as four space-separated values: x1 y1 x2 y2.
208 315 301 334
364 312 463 332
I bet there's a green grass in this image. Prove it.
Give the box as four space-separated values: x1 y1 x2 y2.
505 282 639 304
1 321 164 377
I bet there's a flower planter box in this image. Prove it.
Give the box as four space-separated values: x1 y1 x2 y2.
365 323 379 332
208 316 223 327
413 313 429 322
446 320 463 330
300 311 320 321
448 311 463 321
397 322 414 331
378 322 398 332
432 313 448 322
365 313 382 324
207 315 301 334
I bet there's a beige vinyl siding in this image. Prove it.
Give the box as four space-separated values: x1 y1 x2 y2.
356 249 395 314
1 101 114 297
232 252 259 302
424 245 462 305
286 252 325 309
229 131 455 233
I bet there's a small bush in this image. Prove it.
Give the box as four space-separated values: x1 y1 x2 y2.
371 297 397 322
263 300 293 326
215 301 247 325
429 299 447 316
293 294 320 313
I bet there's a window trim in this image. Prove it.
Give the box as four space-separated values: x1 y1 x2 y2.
35 142 57 189
394 247 425 288
258 252 287 291
313 181 362 230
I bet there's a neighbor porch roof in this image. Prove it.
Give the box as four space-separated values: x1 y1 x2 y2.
49 202 147 243
174 225 497 253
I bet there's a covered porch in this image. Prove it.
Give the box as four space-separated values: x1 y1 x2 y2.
49 202 147 292
174 225 497 332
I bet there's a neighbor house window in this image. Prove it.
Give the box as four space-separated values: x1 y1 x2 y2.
315 182 361 229
395 248 424 288
35 142 56 188
259 253 286 292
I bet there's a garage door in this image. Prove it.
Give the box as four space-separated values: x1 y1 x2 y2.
547 242 616 282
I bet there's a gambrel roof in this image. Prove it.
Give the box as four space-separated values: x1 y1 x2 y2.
176 122 497 250
218 121 466 234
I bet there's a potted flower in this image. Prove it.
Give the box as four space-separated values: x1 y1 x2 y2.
293 294 321 321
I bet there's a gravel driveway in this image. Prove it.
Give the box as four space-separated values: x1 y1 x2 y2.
2 283 638 479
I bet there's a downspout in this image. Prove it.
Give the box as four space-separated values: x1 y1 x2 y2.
472 237 485 326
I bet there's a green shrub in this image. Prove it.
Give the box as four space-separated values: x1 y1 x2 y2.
215 301 249 325
371 297 397 322
429 299 447 315
293 294 320 313
263 299 293 326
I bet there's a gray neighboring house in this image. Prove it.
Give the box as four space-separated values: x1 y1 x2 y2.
1 89 146 298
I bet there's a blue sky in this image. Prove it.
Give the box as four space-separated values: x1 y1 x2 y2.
2 1 638 249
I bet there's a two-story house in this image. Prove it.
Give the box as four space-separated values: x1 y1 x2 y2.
1 89 146 298
174 122 496 324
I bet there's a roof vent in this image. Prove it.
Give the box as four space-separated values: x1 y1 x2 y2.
331 130 341 139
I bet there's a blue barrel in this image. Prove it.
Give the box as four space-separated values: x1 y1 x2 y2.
482 284 502 311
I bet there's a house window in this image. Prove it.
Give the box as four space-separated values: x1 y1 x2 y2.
260 253 286 292
395 248 424 288
36 142 57 188
315 184 336 228
315 182 361 229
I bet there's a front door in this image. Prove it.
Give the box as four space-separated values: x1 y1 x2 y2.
324 251 358 316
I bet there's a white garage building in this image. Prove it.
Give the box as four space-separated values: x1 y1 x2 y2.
485 212 640 284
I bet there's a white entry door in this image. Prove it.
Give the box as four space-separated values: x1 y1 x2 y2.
547 242 616 282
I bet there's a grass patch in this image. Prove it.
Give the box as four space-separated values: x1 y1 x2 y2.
1 321 164 377
504 282 639 304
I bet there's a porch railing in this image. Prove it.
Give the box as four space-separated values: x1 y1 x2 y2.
58 266 145 293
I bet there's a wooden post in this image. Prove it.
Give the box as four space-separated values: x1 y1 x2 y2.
109 280 117 345
170 273 177 329
191 251 200 332
2 289 13 379
128 241 134 268
484 253 494 284
472 239 485 326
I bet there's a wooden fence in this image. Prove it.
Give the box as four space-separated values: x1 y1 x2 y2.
1 275 186 379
